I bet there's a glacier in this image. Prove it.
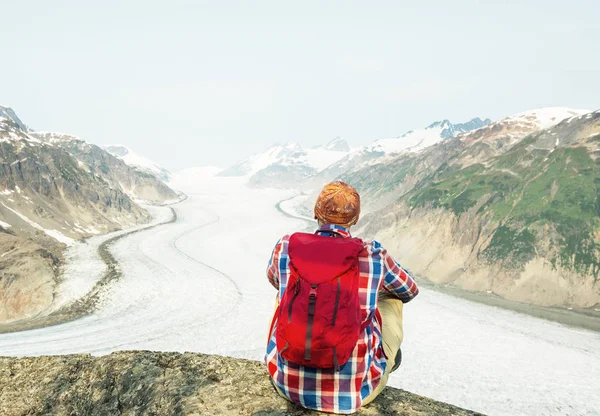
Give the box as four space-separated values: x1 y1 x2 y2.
0 174 598 416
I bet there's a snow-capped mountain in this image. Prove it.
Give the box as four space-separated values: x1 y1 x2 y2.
1 107 147 251
104 145 171 182
218 143 304 177
0 105 179 242
317 136 350 152
436 118 493 138
365 117 491 154
220 118 492 189
350 107 599 310
218 137 351 187
314 117 491 186
458 107 591 165
0 105 182 324
216 109 590 191
0 106 29 132
502 107 589 130
334 106 593 214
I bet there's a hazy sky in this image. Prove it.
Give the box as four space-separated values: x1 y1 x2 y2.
1 0 599 170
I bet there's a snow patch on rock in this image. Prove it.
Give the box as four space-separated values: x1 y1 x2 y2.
1 203 74 245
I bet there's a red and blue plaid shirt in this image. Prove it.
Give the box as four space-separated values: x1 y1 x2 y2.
265 224 419 414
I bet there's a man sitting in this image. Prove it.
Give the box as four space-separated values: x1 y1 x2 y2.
265 181 419 414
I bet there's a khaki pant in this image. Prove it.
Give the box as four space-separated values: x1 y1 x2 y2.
361 292 404 406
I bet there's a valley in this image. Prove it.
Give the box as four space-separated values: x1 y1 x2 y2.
3 6 599 415
1 175 599 416
1 105 600 415
222 107 600 309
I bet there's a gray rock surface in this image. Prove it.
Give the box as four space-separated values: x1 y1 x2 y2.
0 351 482 415
0 232 60 322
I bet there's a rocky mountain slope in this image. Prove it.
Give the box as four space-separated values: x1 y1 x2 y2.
31 133 178 204
338 110 585 212
365 117 491 155
0 105 179 323
0 231 59 323
356 108 599 308
305 117 490 191
0 106 29 131
0 351 481 416
104 145 172 183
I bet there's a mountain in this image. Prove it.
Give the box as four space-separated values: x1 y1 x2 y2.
311 117 491 191
219 118 489 190
365 117 491 155
455 107 590 167
434 117 493 138
29 133 179 204
1 115 149 241
218 143 303 177
0 105 179 323
0 106 29 132
354 107 598 308
339 109 589 208
219 138 351 188
104 145 171 182
318 136 350 152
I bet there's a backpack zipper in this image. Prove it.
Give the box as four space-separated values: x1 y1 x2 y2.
304 284 318 361
331 276 341 327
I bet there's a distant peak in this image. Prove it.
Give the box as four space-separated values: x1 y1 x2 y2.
328 136 343 144
426 119 451 130
441 117 491 138
504 107 591 130
398 117 491 140
268 142 300 150
0 106 30 132
104 145 131 158
323 136 350 152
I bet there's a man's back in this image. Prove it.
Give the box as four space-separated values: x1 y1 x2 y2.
265 223 419 414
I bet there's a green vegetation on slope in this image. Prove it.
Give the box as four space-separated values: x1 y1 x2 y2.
405 134 600 276
340 157 417 196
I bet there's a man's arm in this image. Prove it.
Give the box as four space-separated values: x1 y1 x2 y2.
266 238 285 290
381 247 419 302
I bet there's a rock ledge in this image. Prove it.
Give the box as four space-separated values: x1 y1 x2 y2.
0 351 482 415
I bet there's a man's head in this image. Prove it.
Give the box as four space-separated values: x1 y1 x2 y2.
314 181 361 228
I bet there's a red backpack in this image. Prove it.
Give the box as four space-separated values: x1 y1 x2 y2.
275 231 365 370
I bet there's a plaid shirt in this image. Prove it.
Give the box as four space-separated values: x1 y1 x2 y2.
265 224 419 414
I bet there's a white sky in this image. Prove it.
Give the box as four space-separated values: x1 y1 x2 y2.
1 0 599 170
